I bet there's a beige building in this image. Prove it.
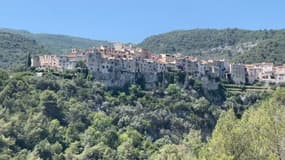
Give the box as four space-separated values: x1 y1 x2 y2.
244 63 285 84
245 64 261 84
31 48 87 70
256 62 274 73
272 65 285 83
32 44 285 86
38 55 59 69
31 56 41 67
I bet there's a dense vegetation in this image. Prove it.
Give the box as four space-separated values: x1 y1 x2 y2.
2 28 285 69
1 27 285 159
139 29 285 65
0 28 111 54
0 68 268 159
149 88 285 160
0 31 46 70
0 28 111 69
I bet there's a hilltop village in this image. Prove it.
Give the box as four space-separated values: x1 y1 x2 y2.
31 43 285 88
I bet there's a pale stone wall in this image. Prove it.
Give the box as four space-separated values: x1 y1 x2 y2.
57 56 69 70
38 55 59 69
36 46 285 87
31 56 40 67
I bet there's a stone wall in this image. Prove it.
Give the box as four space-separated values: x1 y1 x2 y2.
91 70 159 89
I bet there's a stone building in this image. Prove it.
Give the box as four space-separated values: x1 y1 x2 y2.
57 55 70 70
86 51 104 72
187 60 199 75
197 61 205 76
245 64 261 84
176 58 199 75
198 61 210 76
274 66 285 83
37 55 59 69
230 64 247 84
256 62 274 81
31 56 40 68
32 43 285 87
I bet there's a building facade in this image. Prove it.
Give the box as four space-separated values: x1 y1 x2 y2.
31 44 285 86
230 64 247 84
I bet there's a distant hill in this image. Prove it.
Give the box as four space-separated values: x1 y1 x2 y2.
139 29 285 65
2 28 285 70
0 28 111 54
0 31 46 70
0 28 112 70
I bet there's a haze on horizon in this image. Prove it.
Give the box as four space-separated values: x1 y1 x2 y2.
0 0 284 43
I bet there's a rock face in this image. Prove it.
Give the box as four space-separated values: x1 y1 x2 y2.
92 68 220 92
201 76 219 90
92 71 159 89
90 61 223 92
93 71 135 88
84 49 225 90
142 73 159 89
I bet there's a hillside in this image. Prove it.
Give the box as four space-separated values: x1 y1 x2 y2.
0 28 111 54
2 28 285 70
0 69 267 159
0 31 46 70
0 29 111 70
139 29 285 64
150 88 285 159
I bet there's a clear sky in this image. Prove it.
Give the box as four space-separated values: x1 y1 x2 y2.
0 0 284 43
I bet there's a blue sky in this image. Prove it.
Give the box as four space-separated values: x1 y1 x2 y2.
0 0 284 42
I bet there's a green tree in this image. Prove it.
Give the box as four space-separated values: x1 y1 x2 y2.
202 89 285 160
150 144 188 160
33 139 63 160
75 60 88 78
79 142 116 160
166 84 181 95
92 112 112 131
40 90 63 121
0 69 9 86
117 141 139 160
27 52 31 68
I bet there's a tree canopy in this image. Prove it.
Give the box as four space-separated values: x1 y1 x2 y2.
139 29 285 64
0 69 275 159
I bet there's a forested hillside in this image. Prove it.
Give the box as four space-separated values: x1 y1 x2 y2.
0 29 111 70
0 31 46 70
0 69 268 159
2 28 285 70
139 29 285 64
0 28 111 54
154 88 285 160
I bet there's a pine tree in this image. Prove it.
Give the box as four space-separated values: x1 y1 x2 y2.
26 52 31 68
